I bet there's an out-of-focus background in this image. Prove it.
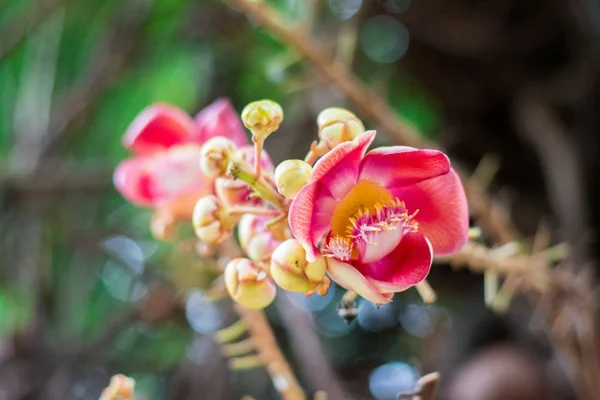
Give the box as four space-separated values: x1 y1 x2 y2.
1 0 599 399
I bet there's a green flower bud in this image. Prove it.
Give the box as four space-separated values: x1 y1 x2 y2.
270 239 327 292
192 195 233 244
224 258 276 309
199 137 237 178
241 100 284 142
317 107 365 150
274 159 312 199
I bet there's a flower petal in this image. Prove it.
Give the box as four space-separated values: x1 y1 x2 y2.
311 130 376 200
326 258 393 304
359 146 450 188
289 182 318 262
355 231 432 292
390 169 468 256
113 157 154 206
289 181 339 262
123 104 194 154
149 144 210 205
355 224 404 264
193 98 248 147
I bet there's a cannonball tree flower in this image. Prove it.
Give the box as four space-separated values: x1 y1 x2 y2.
113 99 248 236
289 131 468 304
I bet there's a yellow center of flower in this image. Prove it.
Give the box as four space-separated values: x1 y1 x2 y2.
330 180 393 238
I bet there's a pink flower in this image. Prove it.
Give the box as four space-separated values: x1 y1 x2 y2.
114 98 248 220
289 131 468 304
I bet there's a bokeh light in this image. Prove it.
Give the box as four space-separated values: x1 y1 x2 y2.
286 287 335 312
101 259 148 302
369 362 417 400
357 300 398 332
311 291 356 337
360 16 409 63
101 235 145 274
185 291 223 334
186 336 216 365
398 304 433 337
328 0 363 20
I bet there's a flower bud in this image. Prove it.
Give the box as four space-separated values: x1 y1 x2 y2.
200 136 237 178
192 195 233 244
99 374 135 400
224 258 276 309
271 239 327 292
317 107 365 150
241 100 284 141
275 159 312 199
238 214 286 263
215 177 254 208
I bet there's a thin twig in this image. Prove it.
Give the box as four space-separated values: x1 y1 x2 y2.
398 372 440 400
234 304 306 400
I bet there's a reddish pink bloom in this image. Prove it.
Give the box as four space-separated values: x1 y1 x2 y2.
289 131 468 304
114 99 248 220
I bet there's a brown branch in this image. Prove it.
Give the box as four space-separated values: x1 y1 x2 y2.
0 163 112 192
234 304 306 400
275 295 346 400
398 372 440 400
226 0 518 245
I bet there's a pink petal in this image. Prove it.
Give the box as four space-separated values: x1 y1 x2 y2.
355 224 404 264
193 98 248 147
289 182 339 262
123 104 194 155
311 185 338 245
390 169 468 256
326 258 393 304
311 130 376 200
359 146 450 188
113 157 154 206
354 231 432 291
148 144 210 205
288 182 320 262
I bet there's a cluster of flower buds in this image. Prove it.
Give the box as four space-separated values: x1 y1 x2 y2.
115 96 469 310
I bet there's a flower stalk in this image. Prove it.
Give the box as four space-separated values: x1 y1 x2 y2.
235 305 306 400
230 206 281 217
228 159 286 211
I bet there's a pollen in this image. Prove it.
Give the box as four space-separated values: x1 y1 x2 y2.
323 235 355 261
330 180 393 237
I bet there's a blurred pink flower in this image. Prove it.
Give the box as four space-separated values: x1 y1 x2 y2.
289 131 468 304
114 98 248 220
